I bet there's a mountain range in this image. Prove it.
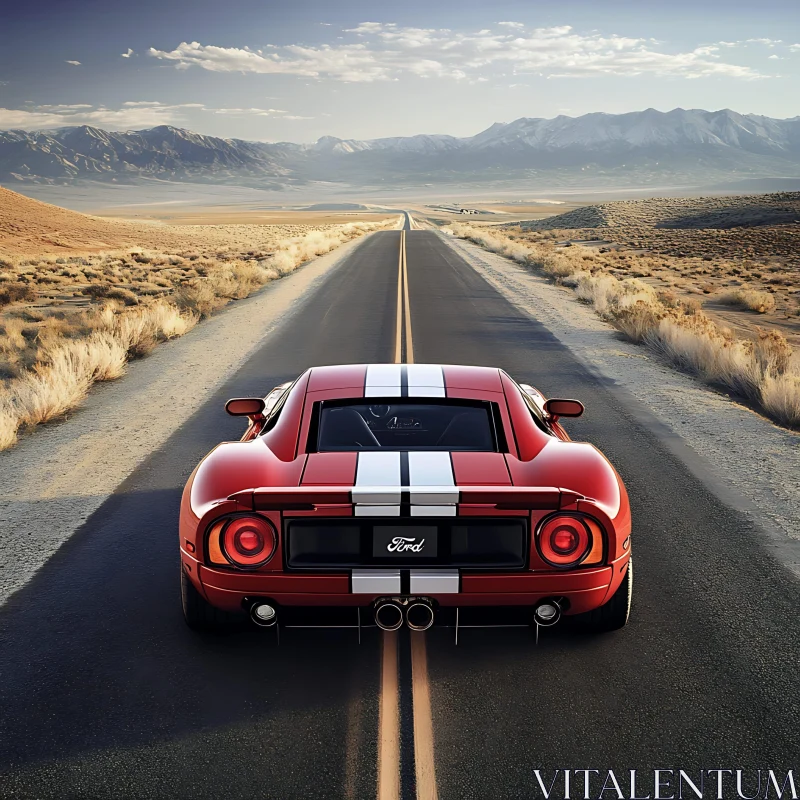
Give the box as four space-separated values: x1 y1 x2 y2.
2 108 799 189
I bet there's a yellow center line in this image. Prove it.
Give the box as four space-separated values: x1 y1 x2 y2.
411 633 439 800
394 230 405 365
377 631 401 800
378 220 438 800
402 229 414 365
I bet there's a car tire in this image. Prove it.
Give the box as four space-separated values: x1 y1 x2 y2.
575 556 632 633
180 564 231 631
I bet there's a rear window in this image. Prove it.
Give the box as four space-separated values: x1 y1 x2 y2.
316 399 498 451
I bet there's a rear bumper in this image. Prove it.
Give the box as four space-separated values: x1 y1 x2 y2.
189 557 628 616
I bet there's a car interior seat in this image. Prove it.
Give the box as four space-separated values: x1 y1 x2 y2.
322 408 381 448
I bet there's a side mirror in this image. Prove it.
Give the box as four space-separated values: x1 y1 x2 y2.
225 397 266 418
544 398 584 420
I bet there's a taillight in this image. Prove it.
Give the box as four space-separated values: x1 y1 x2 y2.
538 514 592 568
221 516 277 569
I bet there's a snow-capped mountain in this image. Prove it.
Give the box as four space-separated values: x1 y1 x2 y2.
461 109 799 153
312 133 463 155
2 109 799 186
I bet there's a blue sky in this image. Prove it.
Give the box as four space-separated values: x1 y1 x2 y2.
1 0 798 141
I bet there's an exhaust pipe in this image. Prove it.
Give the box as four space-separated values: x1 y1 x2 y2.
533 599 561 627
374 600 404 631
250 602 278 627
406 601 434 632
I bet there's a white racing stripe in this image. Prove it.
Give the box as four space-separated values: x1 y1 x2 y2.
410 506 456 517
406 364 445 398
353 451 458 515
364 363 446 398
410 570 459 594
366 364 402 397
408 451 457 514
357 506 402 517
407 451 453 486
352 569 401 594
354 451 402 509
408 451 459 506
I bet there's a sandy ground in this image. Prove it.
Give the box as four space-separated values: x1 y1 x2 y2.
0 227 397 605
0 187 398 256
406 202 583 227
99 209 397 226
443 232 800 571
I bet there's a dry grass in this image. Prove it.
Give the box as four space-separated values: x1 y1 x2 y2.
0 302 198 447
448 221 800 429
470 193 800 333
110 301 198 357
0 402 17 449
12 333 128 427
447 226 532 265
761 373 800 428
0 189 398 450
719 288 777 314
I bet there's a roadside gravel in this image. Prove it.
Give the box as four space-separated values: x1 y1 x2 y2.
0 229 391 605
443 232 800 573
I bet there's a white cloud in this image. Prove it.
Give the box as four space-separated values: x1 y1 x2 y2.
345 22 393 34
0 105 175 129
148 41 393 82
284 115 314 120
693 45 719 57
147 23 766 83
790 44 800 52
35 104 93 111
121 48 134 58
213 107 288 116
0 102 296 131
747 38 781 46
768 54 781 60
497 22 525 29
65 60 81 66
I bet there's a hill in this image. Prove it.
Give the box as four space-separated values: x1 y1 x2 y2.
512 192 800 231
504 192 800 262
0 186 219 255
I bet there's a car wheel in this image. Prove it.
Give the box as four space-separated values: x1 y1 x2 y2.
180 564 231 631
575 556 632 633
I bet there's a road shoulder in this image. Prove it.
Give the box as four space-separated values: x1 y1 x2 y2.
442 231 800 575
0 232 379 605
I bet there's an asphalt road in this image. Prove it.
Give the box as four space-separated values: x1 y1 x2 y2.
1 219 798 800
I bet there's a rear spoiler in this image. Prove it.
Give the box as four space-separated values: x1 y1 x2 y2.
228 486 585 511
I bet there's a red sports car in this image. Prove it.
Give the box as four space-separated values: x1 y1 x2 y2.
179 364 632 637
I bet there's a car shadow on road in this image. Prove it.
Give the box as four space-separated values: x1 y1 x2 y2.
0 486 381 788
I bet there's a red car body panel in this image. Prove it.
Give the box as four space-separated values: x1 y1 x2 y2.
179 364 632 620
